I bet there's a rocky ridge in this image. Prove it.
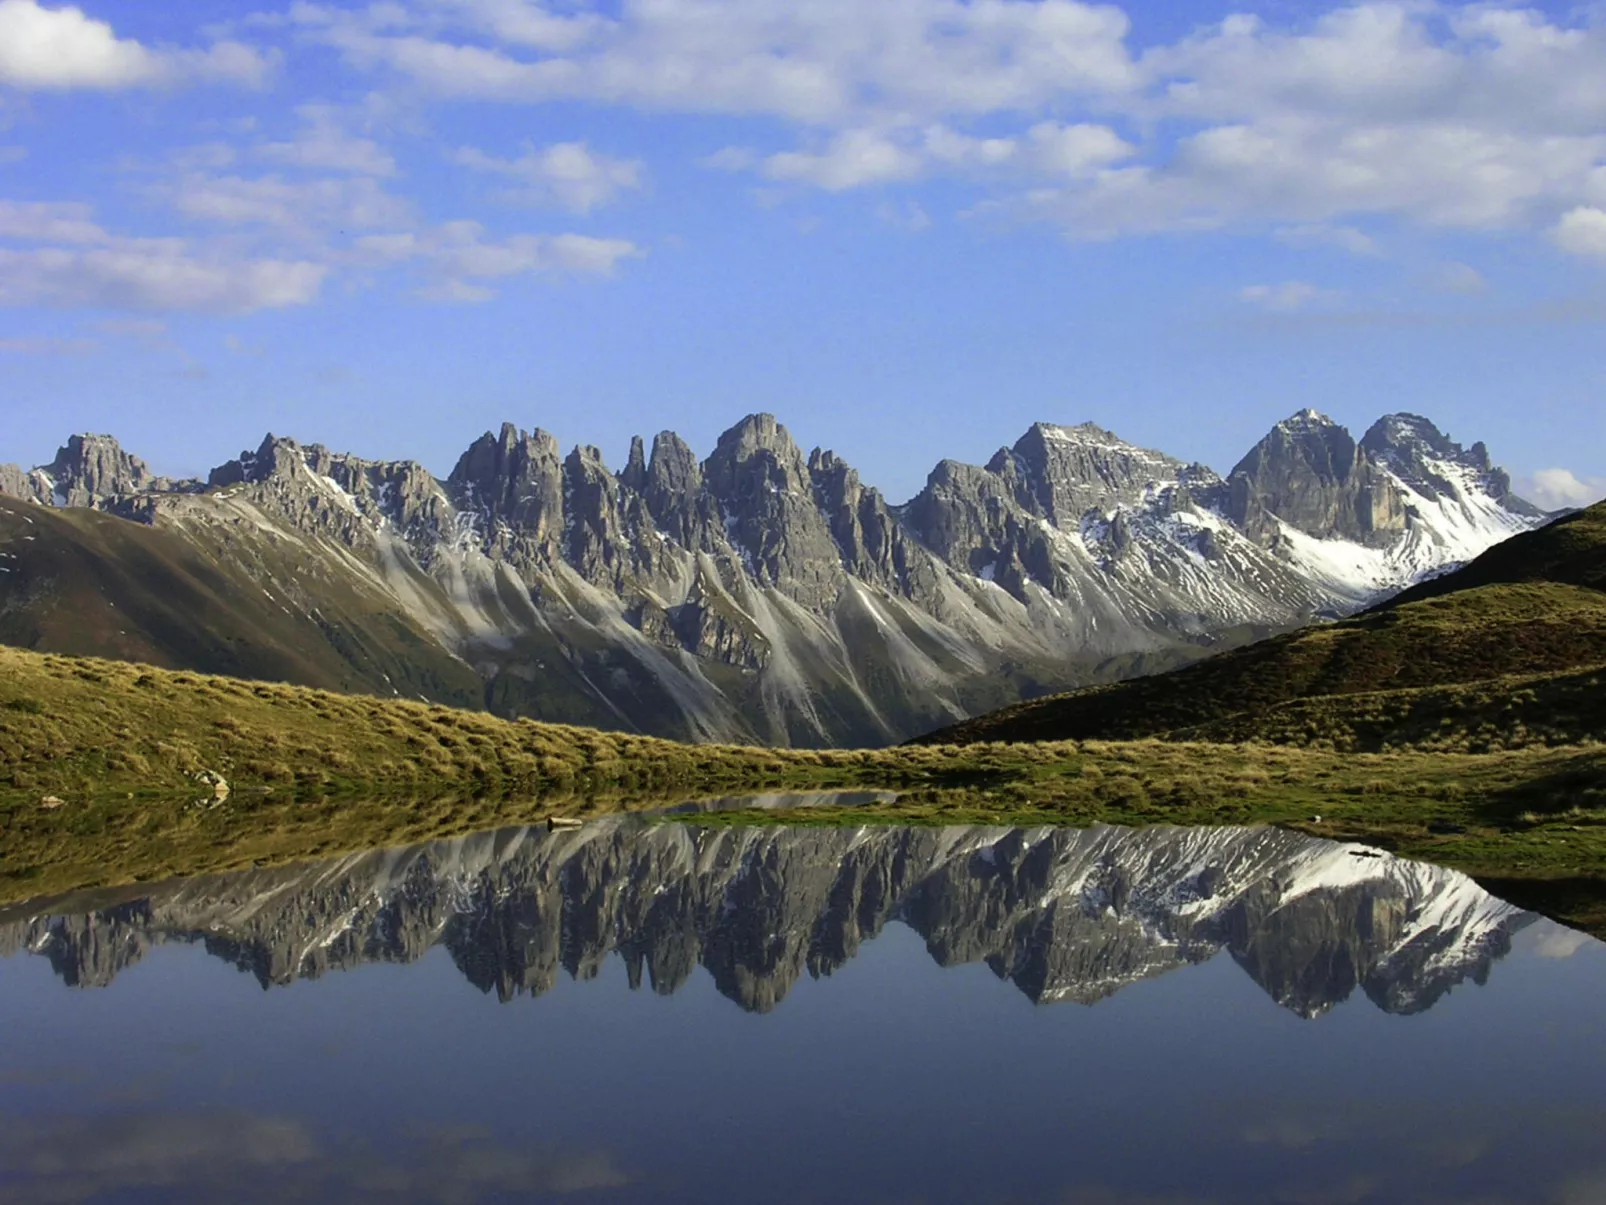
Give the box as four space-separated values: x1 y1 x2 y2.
0 820 1536 1018
0 410 1548 745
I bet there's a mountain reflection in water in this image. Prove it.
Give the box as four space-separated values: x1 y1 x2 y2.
0 818 1530 1018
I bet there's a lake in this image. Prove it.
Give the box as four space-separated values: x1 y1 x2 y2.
1 807 1602 1204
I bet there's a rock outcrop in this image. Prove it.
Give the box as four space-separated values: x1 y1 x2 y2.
0 410 1547 744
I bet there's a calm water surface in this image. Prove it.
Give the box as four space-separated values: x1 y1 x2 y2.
1 803 1602 1205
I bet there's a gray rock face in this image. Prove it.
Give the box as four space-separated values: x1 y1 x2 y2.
0 434 177 510
1226 410 1406 546
0 408 1545 745
0 821 1534 1018
0 463 38 503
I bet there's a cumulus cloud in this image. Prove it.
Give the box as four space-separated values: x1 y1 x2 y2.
0 0 275 90
750 120 1131 192
0 193 325 313
290 1 1606 248
355 219 641 301
0 243 327 312
260 104 398 177
454 141 644 213
0 199 107 244
1533 926 1592 959
171 172 413 234
763 128 926 191
293 0 1139 122
1553 207 1606 260
1521 467 1606 511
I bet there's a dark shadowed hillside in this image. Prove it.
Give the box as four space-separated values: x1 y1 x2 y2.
914 502 1606 750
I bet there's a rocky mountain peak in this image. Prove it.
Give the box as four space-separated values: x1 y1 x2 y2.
620 435 648 492
1278 407 1339 431
1359 414 1542 516
1227 411 1405 546
988 421 1188 527
29 433 158 507
446 423 565 545
701 414 843 607
206 434 305 487
703 414 809 495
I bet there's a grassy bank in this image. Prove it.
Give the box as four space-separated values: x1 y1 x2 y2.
2 645 1604 934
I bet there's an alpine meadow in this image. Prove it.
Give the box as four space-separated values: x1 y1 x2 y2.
2 2 1605 1203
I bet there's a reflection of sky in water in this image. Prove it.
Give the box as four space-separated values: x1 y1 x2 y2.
0 832 1602 1204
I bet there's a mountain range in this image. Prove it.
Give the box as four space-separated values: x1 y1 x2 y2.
0 410 1546 746
0 819 1531 1019
920 498 1606 750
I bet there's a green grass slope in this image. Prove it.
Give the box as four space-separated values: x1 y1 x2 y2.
914 502 1606 749
3 643 1605 926
0 498 484 708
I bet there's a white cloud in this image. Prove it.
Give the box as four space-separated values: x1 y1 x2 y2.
750 121 1131 193
0 243 326 312
1521 467 1606 510
1533 927 1591 960
763 129 925 192
454 141 644 213
1239 281 1337 311
0 146 26 165
1553 206 1606 260
1274 223 1379 256
356 219 642 301
260 104 397 177
427 0 604 52
296 1 1606 250
0 0 275 90
1024 121 1134 177
0 199 107 243
298 0 1138 122
171 173 412 234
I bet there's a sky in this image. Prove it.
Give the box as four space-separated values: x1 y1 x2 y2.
0 0 1604 508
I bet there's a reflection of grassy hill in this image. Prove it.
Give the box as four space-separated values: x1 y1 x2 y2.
915 503 1606 751
2 642 1604 935
0 498 484 707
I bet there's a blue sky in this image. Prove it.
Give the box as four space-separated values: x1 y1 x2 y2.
0 0 1604 507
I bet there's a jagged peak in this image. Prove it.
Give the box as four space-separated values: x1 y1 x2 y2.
710 413 800 461
567 443 610 471
1276 407 1341 432
45 432 154 479
1360 413 1485 468
620 435 648 491
52 431 137 459
1026 420 1120 445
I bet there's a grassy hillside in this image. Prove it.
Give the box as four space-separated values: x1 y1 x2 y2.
915 503 1606 749
2 644 1605 940
0 498 484 707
